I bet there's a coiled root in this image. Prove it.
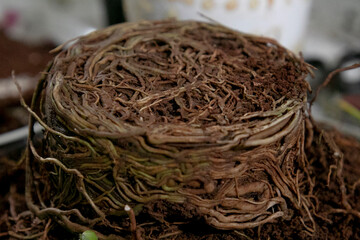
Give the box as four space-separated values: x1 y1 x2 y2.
25 20 321 238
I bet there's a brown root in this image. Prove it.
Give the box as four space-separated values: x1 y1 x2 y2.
16 19 358 239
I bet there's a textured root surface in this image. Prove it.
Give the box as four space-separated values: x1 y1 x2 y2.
1 126 359 239
46 20 309 128
22 20 316 238
6 19 359 240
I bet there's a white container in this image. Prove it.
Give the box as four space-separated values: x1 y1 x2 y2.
124 0 312 52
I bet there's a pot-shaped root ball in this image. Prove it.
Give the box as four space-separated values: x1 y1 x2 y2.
26 20 315 238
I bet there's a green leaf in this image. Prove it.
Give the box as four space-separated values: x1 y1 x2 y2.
80 230 98 240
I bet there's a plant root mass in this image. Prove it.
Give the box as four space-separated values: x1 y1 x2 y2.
0 20 359 239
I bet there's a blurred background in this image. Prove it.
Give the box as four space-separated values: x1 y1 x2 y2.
0 0 359 152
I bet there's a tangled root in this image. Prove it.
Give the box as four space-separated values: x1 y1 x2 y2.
24 20 321 238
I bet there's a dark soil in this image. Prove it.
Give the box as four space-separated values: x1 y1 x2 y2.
0 126 359 239
0 30 53 133
0 31 53 79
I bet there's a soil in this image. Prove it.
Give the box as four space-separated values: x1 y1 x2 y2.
0 126 359 239
0 31 53 79
0 30 53 133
